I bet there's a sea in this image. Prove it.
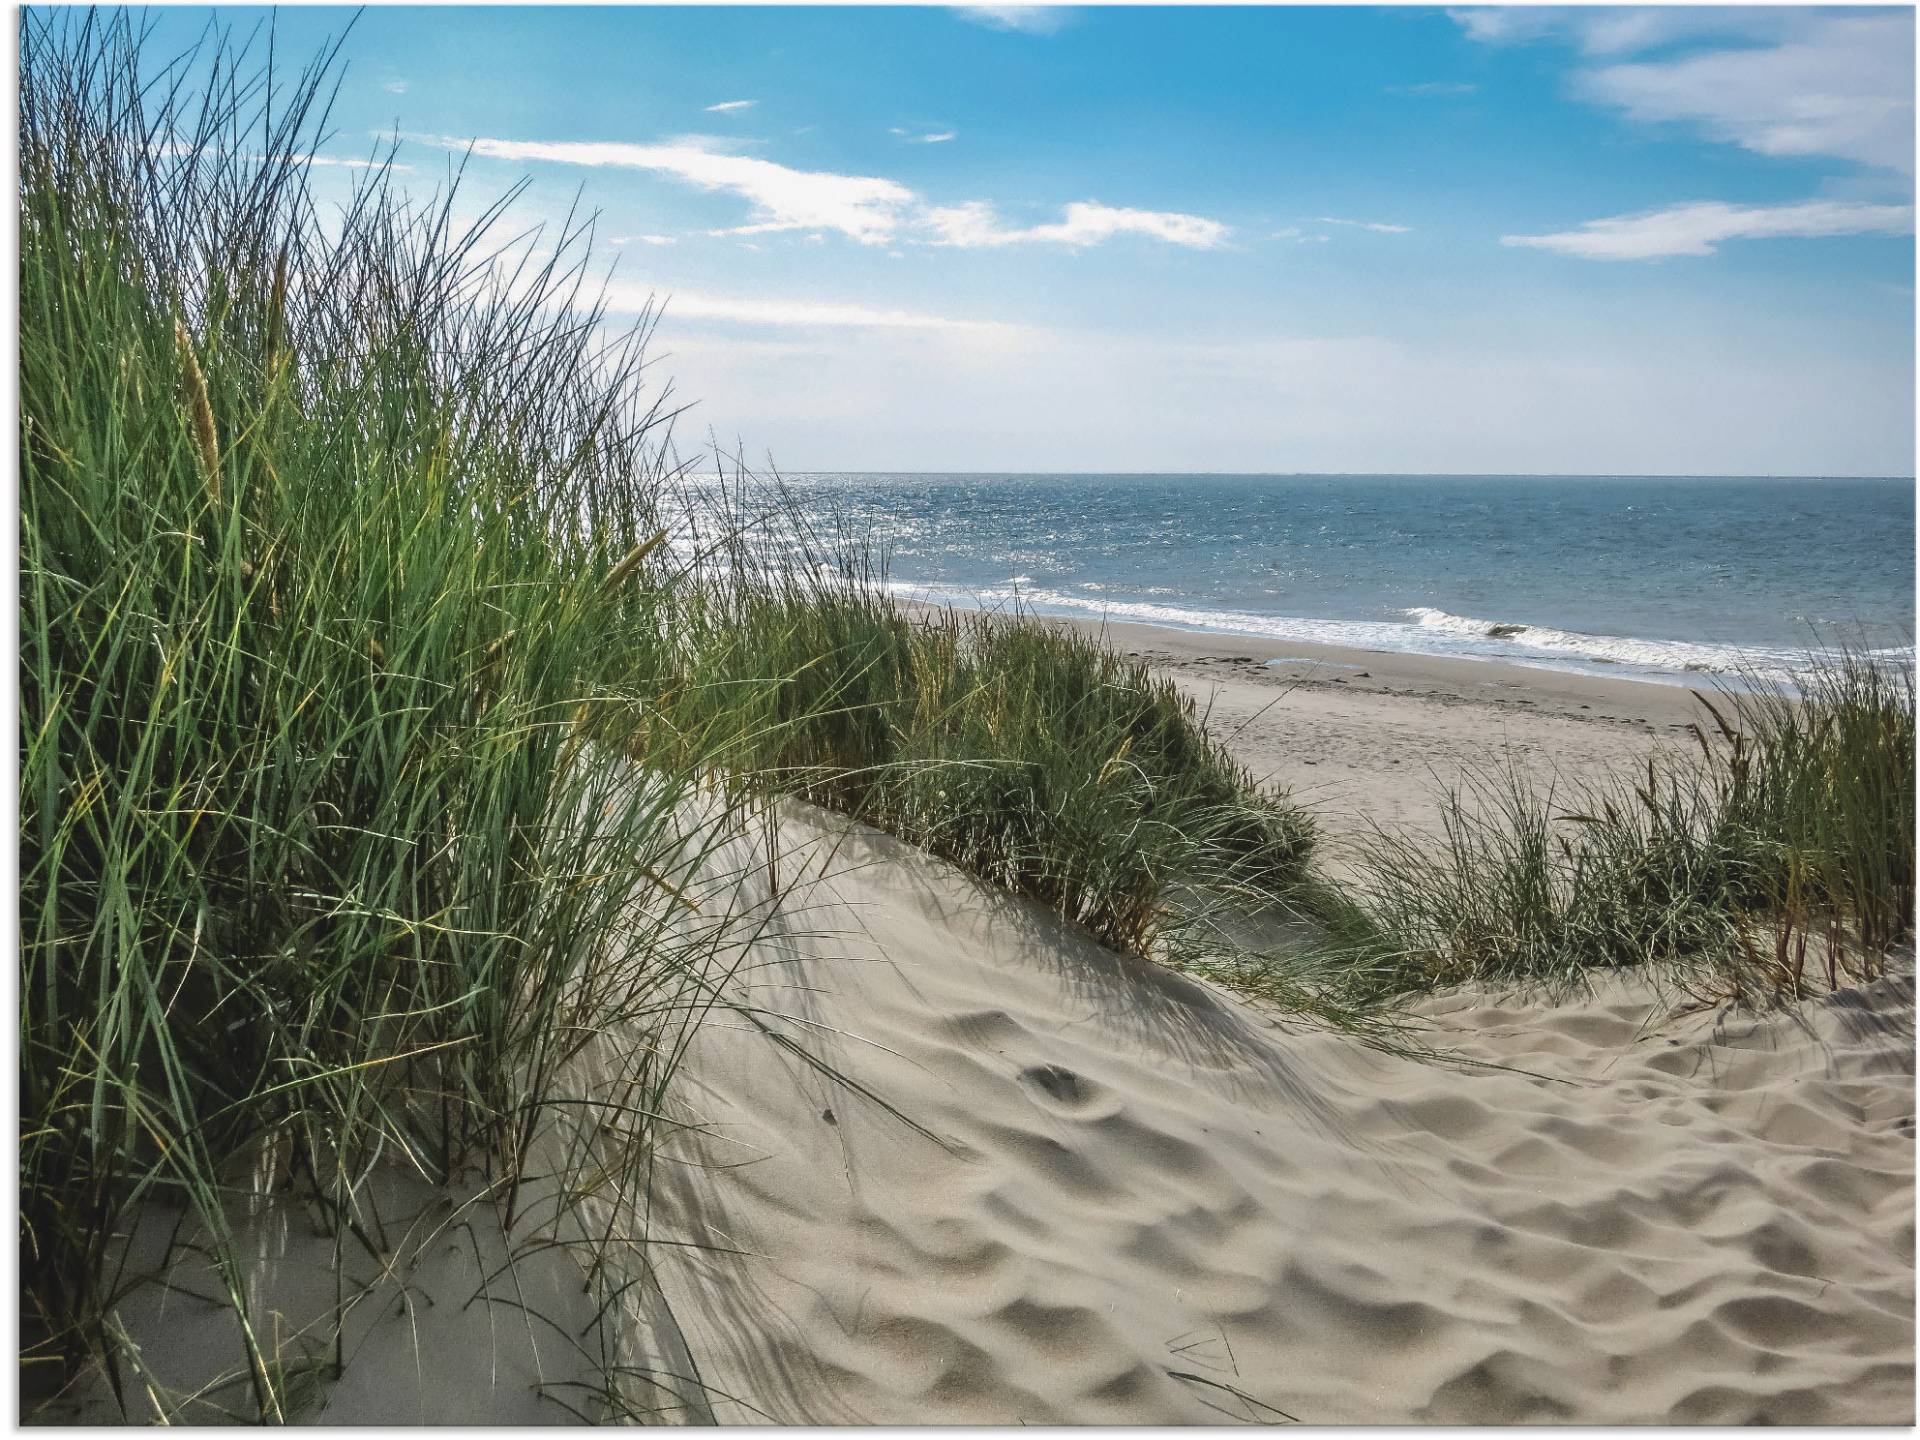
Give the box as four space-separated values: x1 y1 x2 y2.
773 473 1915 687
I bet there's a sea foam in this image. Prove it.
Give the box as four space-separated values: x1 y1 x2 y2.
885 580 1911 687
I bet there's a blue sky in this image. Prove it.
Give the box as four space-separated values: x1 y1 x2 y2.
143 5 1914 474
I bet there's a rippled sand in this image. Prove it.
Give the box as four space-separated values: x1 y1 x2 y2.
56 796 1912 1425
597 812 1915 1424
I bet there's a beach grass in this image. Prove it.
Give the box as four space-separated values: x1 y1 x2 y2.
18 11 773 1415
1333 648 1915 1001
632 561 1318 957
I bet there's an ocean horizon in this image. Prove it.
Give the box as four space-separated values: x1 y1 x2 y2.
776 472 1916 686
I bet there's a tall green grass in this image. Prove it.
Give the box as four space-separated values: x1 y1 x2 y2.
17 14 1338 1414
635 562 1317 959
19 12 757 1415
1334 650 1915 1001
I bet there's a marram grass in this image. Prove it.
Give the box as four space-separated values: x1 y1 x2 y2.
1327 649 1915 1004
19 11 761 1417
634 564 1318 959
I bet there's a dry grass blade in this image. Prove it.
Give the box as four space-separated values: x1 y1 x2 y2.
601 528 668 596
174 318 221 506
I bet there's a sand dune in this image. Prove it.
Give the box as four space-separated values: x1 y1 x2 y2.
607 808 1915 1425
34 1168 608 1425
51 795 1913 1424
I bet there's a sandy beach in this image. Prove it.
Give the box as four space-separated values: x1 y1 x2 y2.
602 631 1911 1424
621 803 1916 1425
46 643 1915 1426
1040 614 1706 845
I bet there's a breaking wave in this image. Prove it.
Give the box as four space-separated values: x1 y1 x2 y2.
882 581 1911 687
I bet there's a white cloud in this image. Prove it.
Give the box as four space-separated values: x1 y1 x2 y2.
890 127 956 143
1272 227 1329 244
1389 80 1477 97
925 199 1230 249
1502 199 1914 261
667 294 1012 334
382 79 407 95
609 234 676 247
704 99 757 113
1447 8 1754 56
450 136 916 244
244 151 410 173
1578 14 1915 176
954 6 1068 35
1453 9 1915 176
598 277 1024 336
1316 217 1411 234
445 134 1227 252
1445 8 1556 47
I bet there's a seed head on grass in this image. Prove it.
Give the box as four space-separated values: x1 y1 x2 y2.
174 317 221 506
266 241 289 376
601 528 668 596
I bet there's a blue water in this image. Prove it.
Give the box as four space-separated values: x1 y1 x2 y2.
776 474 1915 685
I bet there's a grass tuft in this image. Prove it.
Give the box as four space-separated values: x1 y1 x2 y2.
18 10 753 1415
634 563 1318 961
1330 647 1914 1003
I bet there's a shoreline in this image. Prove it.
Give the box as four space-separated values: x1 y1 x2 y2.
1039 613 1712 724
902 602 1705 845
1039 612 1705 846
879 577 1910 692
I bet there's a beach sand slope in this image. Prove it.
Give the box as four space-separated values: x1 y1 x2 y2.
629 810 1914 1425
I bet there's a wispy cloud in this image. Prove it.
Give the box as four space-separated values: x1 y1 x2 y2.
667 293 1015 333
1503 199 1914 261
382 79 408 95
704 99 757 113
449 136 915 244
309 155 410 171
892 127 957 144
954 6 1069 36
1388 80 1477 97
609 234 676 247
600 277 1023 335
444 134 1227 251
1317 216 1410 234
1452 8 1806 60
926 199 1229 249
1453 9 1915 177
1578 14 1914 176
1273 227 1330 245
239 151 410 173
1446 8 1556 47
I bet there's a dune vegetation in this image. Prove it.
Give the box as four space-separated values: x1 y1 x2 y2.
1334 650 1915 1003
635 567 1317 953
17 12 1330 1413
19 9 760 1411
17 9 1914 1422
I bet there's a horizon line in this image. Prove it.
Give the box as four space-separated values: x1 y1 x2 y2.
771 469 1917 481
